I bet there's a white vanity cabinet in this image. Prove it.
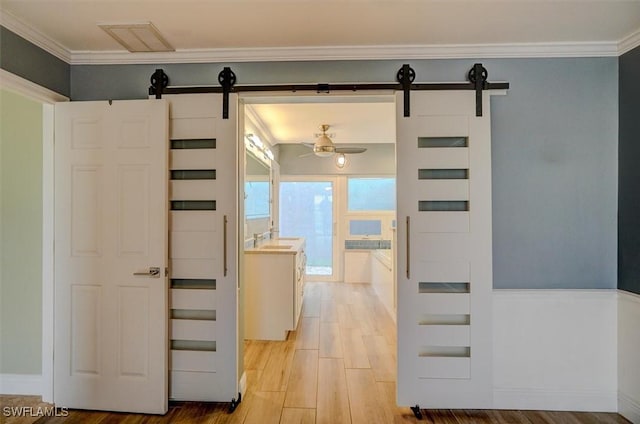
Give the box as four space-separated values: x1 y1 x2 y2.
244 238 306 340
371 249 395 322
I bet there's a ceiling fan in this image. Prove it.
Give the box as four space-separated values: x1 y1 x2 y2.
302 124 367 157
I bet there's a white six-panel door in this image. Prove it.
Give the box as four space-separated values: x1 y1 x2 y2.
54 100 169 413
165 93 239 401
396 91 493 408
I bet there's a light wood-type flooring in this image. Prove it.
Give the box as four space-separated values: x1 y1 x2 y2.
1 282 631 423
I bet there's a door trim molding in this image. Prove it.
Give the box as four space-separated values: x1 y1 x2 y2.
0 70 66 403
0 69 68 104
41 104 54 403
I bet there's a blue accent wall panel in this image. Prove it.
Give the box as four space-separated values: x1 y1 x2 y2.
618 45 640 295
0 26 70 97
70 57 618 290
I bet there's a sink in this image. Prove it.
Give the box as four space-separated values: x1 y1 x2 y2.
260 245 293 249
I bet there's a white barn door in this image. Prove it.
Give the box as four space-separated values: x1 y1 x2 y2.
54 100 169 413
165 94 239 401
396 91 493 408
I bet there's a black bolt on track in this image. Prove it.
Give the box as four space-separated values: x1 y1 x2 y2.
317 83 330 93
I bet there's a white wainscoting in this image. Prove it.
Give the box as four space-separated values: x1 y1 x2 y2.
619 290 640 423
493 290 618 412
0 374 43 396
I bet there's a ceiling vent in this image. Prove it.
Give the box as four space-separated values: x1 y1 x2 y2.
99 22 174 52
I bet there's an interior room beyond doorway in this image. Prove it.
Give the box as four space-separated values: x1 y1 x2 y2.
240 94 399 411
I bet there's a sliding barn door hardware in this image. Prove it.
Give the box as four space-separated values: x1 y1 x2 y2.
229 391 242 413
397 64 416 117
218 67 237 119
469 63 489 117
410 404 423 420
148 63 508 118
150 69 169 99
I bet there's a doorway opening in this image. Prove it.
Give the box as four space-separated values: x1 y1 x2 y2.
239 93 398 418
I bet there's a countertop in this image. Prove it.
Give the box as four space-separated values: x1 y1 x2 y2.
245 237 305 254
372 249 393 269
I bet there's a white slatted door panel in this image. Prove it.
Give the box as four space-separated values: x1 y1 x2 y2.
170 210 217 279
396 91 493 408
164 93 238 402
171 288 217 310
171 350 216 372
170 180 218 201
171 320 217 341
171 149 217 170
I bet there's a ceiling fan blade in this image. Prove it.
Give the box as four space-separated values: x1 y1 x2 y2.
302 143 315 149
298 152 315 158
335 147 367 154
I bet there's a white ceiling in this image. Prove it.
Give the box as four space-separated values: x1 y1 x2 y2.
1 0 640 63
246 98 396 145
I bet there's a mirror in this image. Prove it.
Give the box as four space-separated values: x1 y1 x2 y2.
245 151 271 239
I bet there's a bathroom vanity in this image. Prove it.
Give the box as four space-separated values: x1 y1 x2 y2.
244 238 306 340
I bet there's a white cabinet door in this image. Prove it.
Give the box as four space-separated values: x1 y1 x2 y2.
165 94 239 401
396 91 493 408
54 100 169 413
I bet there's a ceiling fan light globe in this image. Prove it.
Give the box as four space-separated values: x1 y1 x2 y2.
335 153 348 168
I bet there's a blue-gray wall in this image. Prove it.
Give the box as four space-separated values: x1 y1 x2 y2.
71 58 618 290
618 45 640 295
0 26 70 97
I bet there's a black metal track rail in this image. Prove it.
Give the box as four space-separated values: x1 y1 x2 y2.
149 64 509 118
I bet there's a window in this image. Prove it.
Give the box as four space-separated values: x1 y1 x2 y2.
347 177 396 211
349 219 382 236
280 181 334 276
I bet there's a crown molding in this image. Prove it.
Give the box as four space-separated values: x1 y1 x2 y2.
69 41 620 65
0 9 71 63
619 28 640 55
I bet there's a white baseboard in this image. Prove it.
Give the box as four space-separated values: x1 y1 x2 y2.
0 374 43 396
619 392 640 423
494 388 618 412
239 372 247 398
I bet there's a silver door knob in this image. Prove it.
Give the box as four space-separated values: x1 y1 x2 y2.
133 267 160 278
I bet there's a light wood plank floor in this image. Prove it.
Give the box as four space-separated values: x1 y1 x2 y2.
1 282 631 423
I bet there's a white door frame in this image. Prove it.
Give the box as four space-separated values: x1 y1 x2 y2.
0 69 68 402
